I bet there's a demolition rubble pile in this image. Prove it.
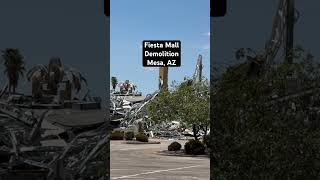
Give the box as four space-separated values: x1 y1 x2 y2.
0 101 107 180
110 57 208 139
110 91 158 128
110 92 199 139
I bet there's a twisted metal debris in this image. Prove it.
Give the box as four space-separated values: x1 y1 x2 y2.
110 91 159 128
0 99 108 180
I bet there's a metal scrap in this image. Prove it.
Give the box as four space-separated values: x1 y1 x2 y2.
0 100 108 180
109 90 198 140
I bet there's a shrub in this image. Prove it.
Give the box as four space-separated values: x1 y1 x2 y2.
125 131 135 140
135 133 148 142
184 139 205 155
168 141 182 151
110 130 124 140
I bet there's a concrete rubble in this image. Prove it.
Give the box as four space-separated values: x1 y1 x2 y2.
0 99 108 180
110 91 202 140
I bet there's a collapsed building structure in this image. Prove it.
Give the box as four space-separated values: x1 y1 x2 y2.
0 99 108 180
110 55 206 139
0 59 107 179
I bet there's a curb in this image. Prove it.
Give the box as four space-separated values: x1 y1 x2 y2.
156 150 209 158
125 141 161 144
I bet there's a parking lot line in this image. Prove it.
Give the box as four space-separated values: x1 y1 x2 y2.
112 165 202 179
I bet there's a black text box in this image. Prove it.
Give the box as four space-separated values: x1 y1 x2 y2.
142 40 181 67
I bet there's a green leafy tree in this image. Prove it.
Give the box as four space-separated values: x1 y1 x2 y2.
171 78 209 140
1 48 25 94
211 47 320 179
148 78 210 140
148 87 173 124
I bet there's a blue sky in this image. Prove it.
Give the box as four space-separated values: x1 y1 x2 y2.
110 0 210 95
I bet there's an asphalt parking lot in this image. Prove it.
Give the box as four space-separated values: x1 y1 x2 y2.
110 139 210 180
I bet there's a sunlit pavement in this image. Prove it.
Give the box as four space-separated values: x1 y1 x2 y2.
110 139 210 180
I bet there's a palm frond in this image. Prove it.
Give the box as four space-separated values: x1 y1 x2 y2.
64 67 88 93
27 64 48 81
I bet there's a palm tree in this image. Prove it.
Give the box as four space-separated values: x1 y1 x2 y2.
1 48 25 94
27 57 87 100
111 76 118 91
132 84 137 91
63 67 88 93
27 64 48 98
47 57 64 94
